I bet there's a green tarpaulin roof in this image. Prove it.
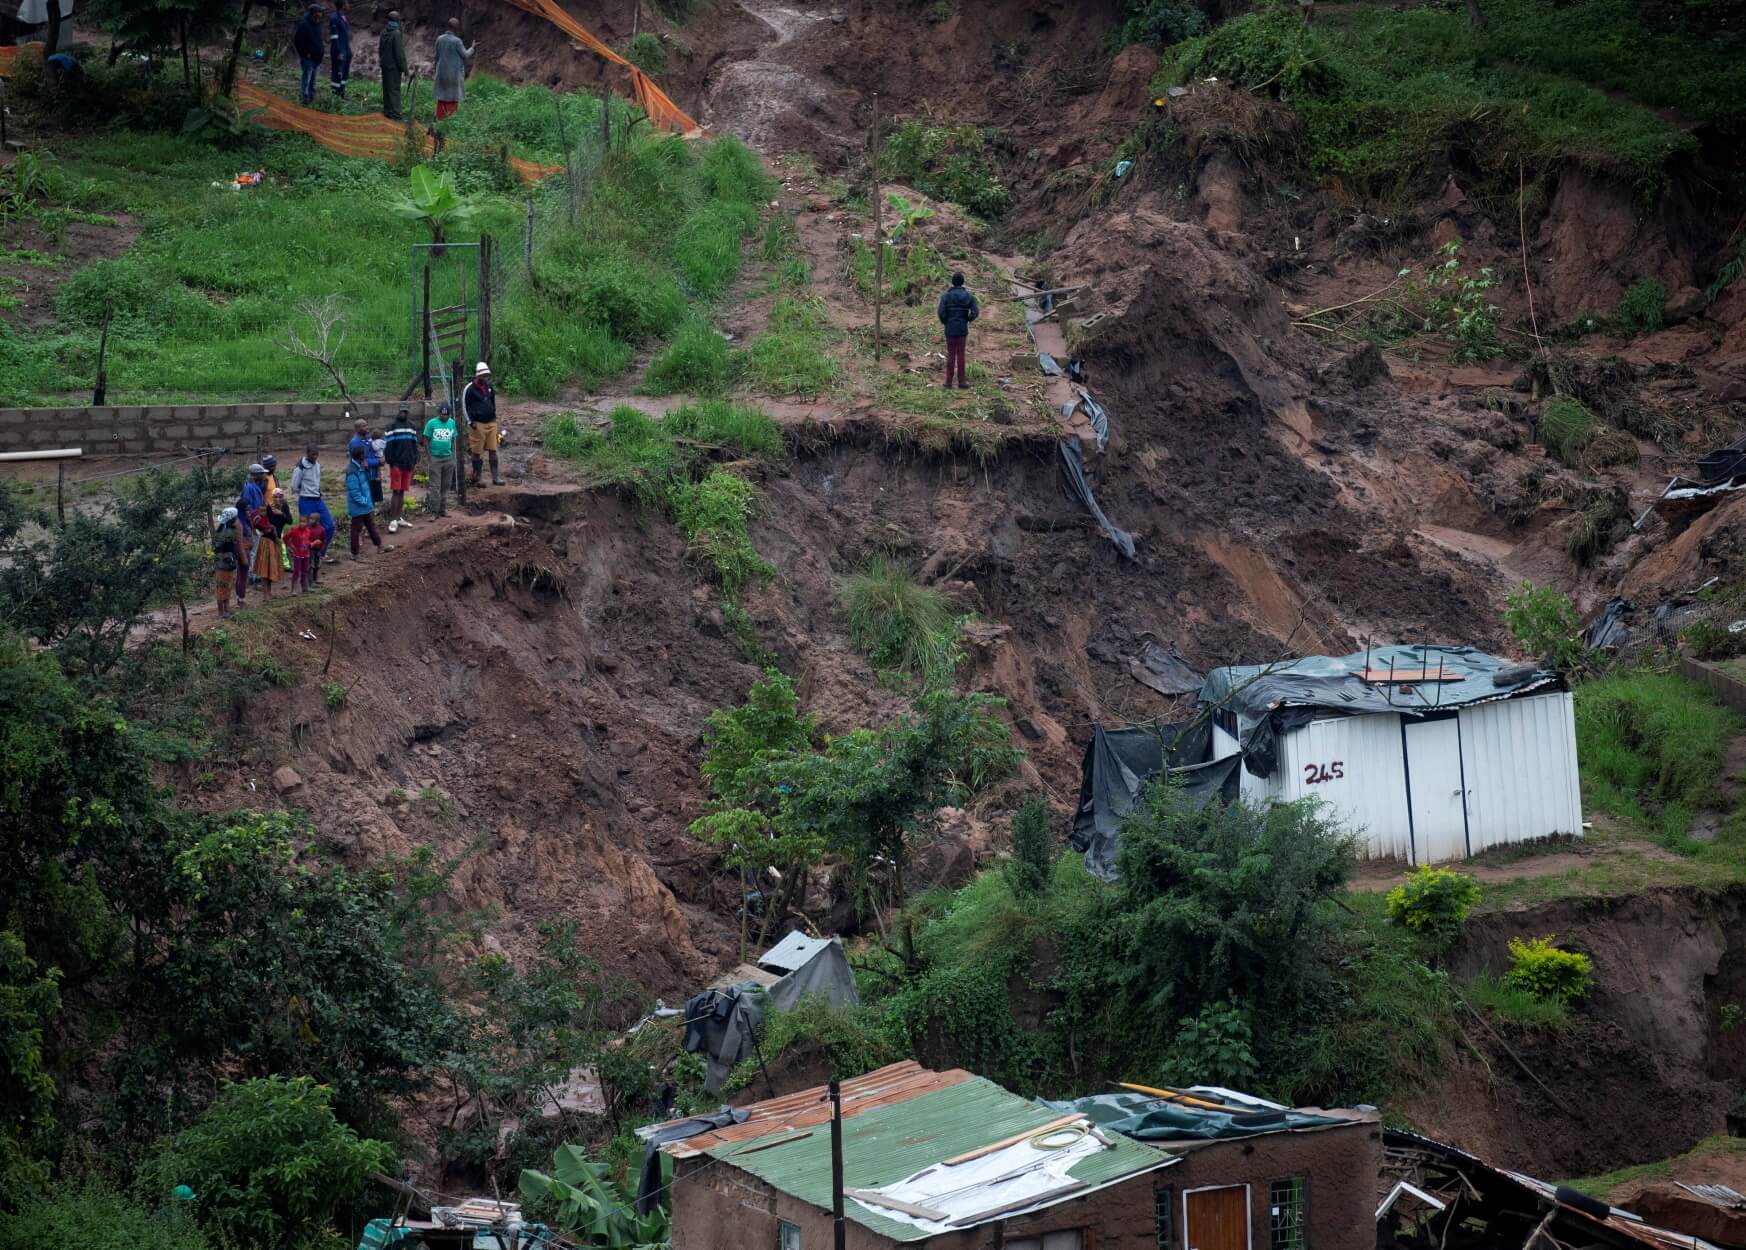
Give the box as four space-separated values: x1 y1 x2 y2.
703 1074 1172 1243
1039 1091 1352 1142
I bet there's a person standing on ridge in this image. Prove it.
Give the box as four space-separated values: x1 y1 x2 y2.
378 9 407 120
292 3 324 105
464 361 501 487
432 18 475 123
328 0 352 99
937 271 979 390
345 444 385 560
289 444 336 563
422 401 458 516
382 406 420 532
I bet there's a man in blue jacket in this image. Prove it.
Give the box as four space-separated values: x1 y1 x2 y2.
937 271 979 390
328 0 352 99
292 3 324 104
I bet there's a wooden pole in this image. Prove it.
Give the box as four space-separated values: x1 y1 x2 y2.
422 264 433 399
631 0 640 38
92 301 111 406
830 1080 846 1250
553 95 576 225
478 235 493 361
453 358 467 506
523 196 534 273
871 92 884 362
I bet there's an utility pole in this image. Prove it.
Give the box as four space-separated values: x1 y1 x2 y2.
829 1079 846 1250
870 93 884 362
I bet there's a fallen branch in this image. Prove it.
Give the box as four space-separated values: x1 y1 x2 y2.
280 294 357 408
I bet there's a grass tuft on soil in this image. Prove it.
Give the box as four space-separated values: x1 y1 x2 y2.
741 296 838 397
840 558 961 686
1161 0 1720 204
1564 1135 1746 1200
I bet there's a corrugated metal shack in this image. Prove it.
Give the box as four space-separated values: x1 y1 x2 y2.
650 1061 1383 1250
1074 644 1581 875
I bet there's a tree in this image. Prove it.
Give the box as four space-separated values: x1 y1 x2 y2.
83 0 245 83
146 1076 394 1249
389 165 478 254
0 470 209 678
279 295 357 406
1111 786 1357 1035
0 932 60 1208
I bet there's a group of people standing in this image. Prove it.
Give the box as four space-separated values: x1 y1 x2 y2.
208 365 502 617
291 4 476 123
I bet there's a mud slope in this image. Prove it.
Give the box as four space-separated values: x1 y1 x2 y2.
1403 887 1746 1178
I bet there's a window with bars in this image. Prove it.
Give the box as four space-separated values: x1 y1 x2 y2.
777 1219 801 1250
1156 1185 1176 1248
1270 1178 1307 1250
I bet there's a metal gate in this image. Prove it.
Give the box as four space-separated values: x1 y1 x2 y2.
407 239 495 404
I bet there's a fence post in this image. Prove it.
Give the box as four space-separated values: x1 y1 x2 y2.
523 196 534 274
478 236 493 363
453 358 468 506
421 264 433 400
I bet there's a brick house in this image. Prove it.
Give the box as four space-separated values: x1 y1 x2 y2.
653 1062 1382 1250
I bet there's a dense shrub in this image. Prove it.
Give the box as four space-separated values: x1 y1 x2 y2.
1503 936 1593 1003
1005 795 1054 898
530 236 686 342
1117 0 1208 48
0 1185 211 1250
1503 581 1583 670
881 120 1011 218
668 468 775 598
145 1076 394 1248
1385 866 1482 941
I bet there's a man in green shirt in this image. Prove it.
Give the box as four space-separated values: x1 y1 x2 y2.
421 401 458 517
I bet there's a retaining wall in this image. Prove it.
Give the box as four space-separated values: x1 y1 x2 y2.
0 401 437 456
1680 654 1746 713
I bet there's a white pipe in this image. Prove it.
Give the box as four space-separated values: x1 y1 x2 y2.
0 448 84 461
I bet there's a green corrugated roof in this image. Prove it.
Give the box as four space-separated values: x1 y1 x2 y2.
704 1075 1172 1242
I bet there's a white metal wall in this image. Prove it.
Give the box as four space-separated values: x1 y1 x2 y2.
1274 714 1413 860
1458 692 1583 851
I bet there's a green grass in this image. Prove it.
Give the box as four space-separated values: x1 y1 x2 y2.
1563 1135 1746 1200
541 407 682 503
1462 972 1570 1030
741 296 837 397
1575 670 1739 846
6 74 766 405
1615 278 1668 334
881 119 1012 218
642 319 735 396
665 399 784 458
839 557 961 686
1163 1 1713 205
668 468 775 598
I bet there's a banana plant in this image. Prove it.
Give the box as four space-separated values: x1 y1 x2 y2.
886 190 934 243
387 163 477 255
520 1143 671 1249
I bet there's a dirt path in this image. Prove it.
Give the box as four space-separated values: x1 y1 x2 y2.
1349 815 1686 894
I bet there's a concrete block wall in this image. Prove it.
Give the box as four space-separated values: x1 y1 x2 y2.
0 401 437 456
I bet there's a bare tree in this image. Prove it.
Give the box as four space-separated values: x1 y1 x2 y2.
280 295 356 407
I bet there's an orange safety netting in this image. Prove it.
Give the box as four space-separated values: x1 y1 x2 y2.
0 42 44 79
502 0 700 136
231 80 559 183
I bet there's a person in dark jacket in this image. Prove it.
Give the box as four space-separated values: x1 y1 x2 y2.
328 0 352 98
378 10 408 120
937 272 979 390
463 361 501 486
292 3 324 104
382 406 420 532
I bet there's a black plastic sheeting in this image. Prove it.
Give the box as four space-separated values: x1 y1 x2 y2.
1071 720 1231 880
1583 597 1633 650
635 1107 747 1213
1065 385 1111 452
1200 645 1561 779
1059 440 1135 561
1129 640 1204 696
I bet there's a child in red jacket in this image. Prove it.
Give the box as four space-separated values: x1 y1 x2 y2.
285 514 316 592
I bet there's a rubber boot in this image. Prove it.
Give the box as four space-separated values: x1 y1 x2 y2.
489 450 502 485
470 454 483 487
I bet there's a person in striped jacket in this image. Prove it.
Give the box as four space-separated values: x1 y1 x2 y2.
382 407 421 534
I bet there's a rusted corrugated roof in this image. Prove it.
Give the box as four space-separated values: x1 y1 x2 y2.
655 1061 974 1158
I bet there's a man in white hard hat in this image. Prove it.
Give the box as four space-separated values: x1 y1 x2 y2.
463 360 501 487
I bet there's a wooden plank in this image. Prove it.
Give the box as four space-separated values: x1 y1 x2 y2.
733 1131 812 1156
1362 667 1461 684
941 1114 1084 1167
844 1189 950 1221
1116 1082 1245 1112
948 1180 1088 1227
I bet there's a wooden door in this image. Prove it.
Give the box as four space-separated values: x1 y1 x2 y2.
1186 1185 1250 1250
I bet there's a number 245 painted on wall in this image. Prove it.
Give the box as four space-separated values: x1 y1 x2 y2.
1303 762 1345 785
